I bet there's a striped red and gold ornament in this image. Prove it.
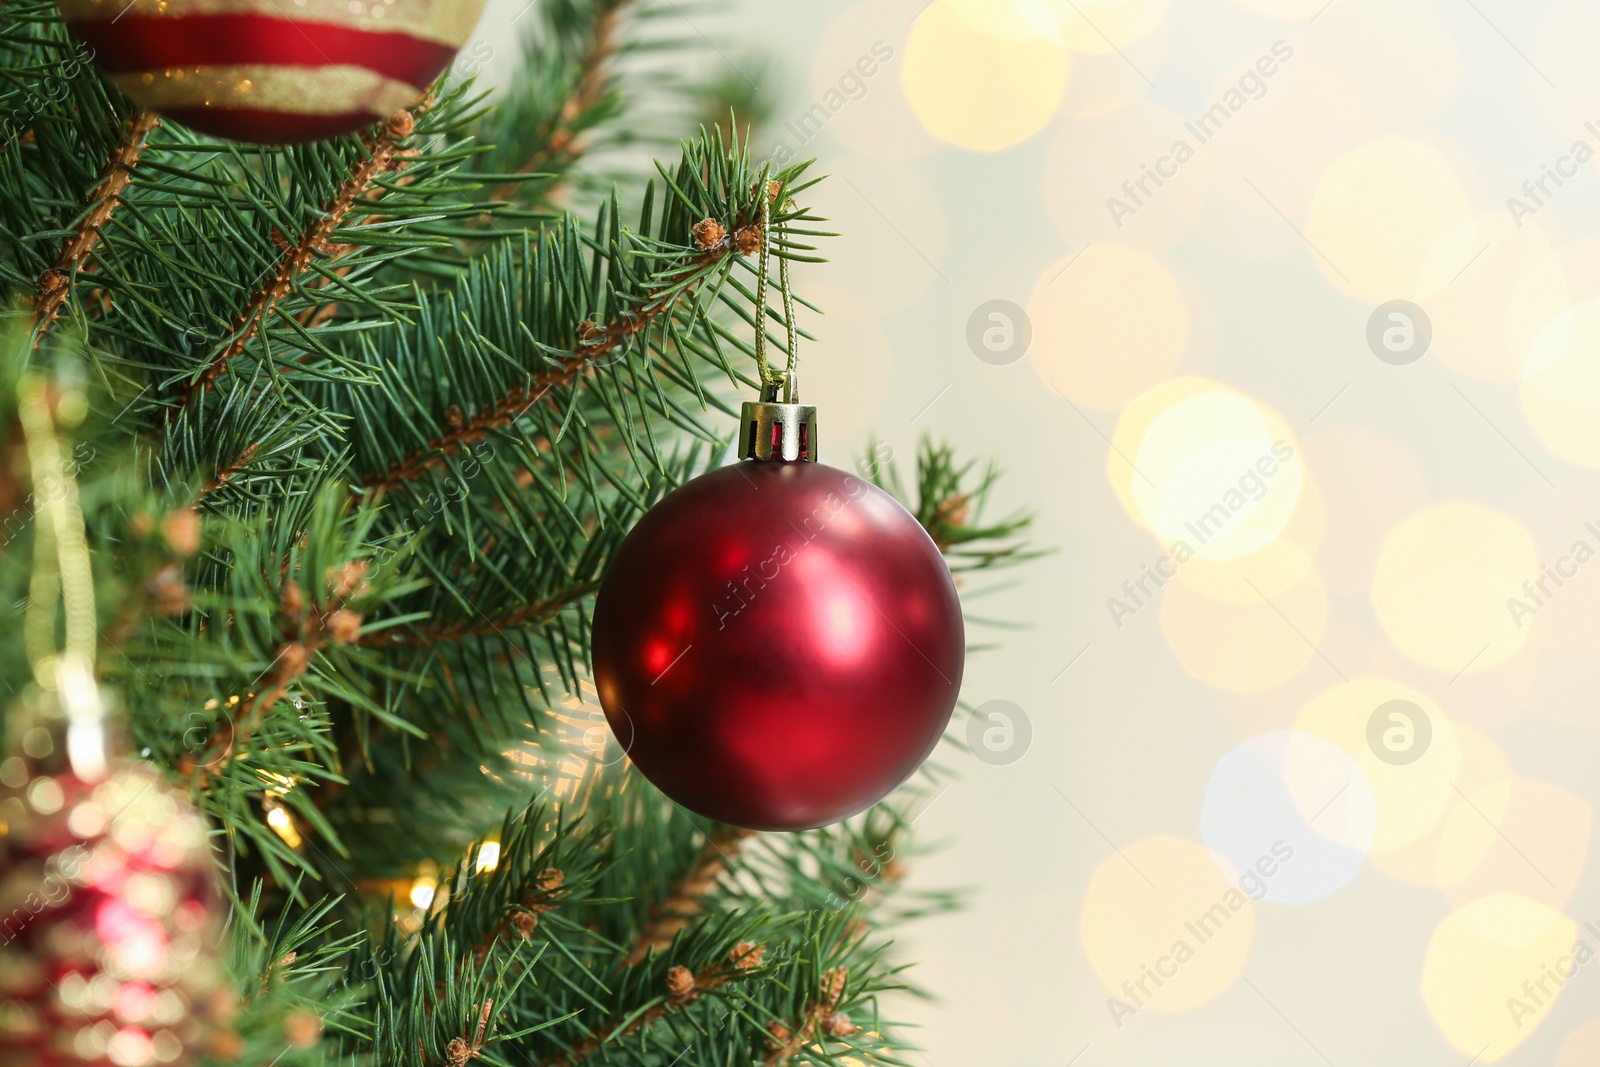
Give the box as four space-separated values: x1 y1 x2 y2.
0 756 232 1066
55 0 488 144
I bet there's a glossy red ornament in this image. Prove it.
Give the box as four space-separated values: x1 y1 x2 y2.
591 458 965 831
57 0 487 144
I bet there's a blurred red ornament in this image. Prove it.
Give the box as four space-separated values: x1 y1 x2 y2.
591 405 964 831
56 0 487 144
0 759 229 1065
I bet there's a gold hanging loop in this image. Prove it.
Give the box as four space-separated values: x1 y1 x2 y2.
739 176 816 461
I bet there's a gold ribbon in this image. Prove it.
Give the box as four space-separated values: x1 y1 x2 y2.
109 65 421 117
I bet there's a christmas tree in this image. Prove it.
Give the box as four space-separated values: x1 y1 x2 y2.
0 2 1034 1064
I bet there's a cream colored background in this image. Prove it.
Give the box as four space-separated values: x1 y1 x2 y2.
471 1 1600 1063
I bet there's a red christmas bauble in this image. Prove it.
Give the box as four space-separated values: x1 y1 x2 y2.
56 0 487 144
591 459 965 831
0 761 229 1065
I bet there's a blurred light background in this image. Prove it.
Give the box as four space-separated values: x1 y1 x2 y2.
471 1 1600 1063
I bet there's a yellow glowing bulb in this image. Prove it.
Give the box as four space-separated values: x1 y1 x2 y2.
410 880 437 909
476 842 501 872
265 805 302 848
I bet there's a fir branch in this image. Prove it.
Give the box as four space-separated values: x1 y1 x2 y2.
872 437 1044 577
358 347 587 493
201 441 261 500
191 560 372 782
293 132 432 331
30 108 159 335
763 967 854 1067
359 244 727 495
625 826 754 965
162 106 424 425
469 866 565 964
371 578 599 647
546 941 766 1067
0 13 971 1067
490 0 632 205
443 998 496 1067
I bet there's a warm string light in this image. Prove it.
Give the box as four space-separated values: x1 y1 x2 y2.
400 843 501 923
260 772 302 846
407 859 442 912
264 802 302 848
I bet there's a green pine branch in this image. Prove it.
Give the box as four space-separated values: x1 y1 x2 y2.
0 3 1045 1065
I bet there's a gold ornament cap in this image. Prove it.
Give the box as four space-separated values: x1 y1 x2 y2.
739 401 816 462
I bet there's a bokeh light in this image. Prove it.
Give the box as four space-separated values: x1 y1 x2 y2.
1042 99 1211 250
1422 895 1578 1061
1160 568 1328 693
809 1 937 162
1110 378 1306 562
945 0 1172 53
1305 137 1475 302
1204 56 1369 242
1421 215 1567 382
1293 679 1462 853
1514 477 1600 658
1364 721 1513 889
1028 244 1188 410
1371 503 1539 674
944 0 1068 39
1282 727 1382 856
1050 0 1170 55
1558 1019 1600 1067
1227 0 1326 17
1173 473 1324 602
1202 730 1373 903
1306 426 1429 599
1079 836 1255 1013
1521 298 1600 470
1437 777 1591 911
901 1 1071 152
